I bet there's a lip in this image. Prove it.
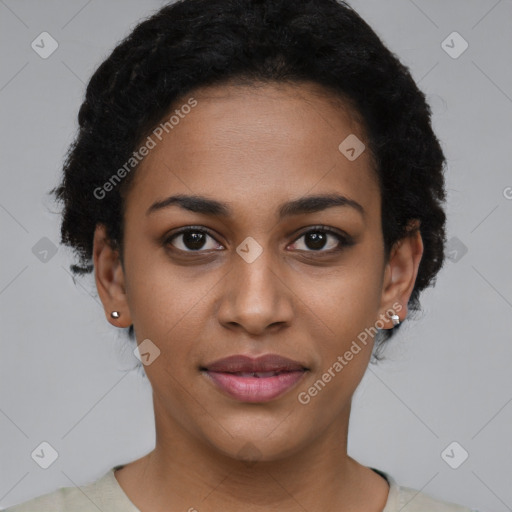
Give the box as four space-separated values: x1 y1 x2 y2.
201 354 309 403
202 354 307 373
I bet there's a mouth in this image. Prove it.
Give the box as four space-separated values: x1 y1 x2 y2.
200 354 309 403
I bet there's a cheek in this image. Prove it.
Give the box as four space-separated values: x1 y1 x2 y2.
295 262 382 392
301 260 383 341
123 241 220 372
126 270 207 341
122 240 194 339
293 270 380 414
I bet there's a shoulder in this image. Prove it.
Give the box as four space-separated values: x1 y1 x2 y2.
383 472 481 512
395 485 480 512
2 485 83 512
1 467 137 512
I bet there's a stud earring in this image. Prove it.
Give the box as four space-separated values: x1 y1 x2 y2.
390 314 400 326
110 311 120 319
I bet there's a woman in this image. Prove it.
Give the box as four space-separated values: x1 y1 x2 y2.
3 0 481 510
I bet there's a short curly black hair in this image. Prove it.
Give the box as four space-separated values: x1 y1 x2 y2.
52 0 447 358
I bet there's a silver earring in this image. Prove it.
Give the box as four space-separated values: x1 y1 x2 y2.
110 311 120 319
390 314 400 326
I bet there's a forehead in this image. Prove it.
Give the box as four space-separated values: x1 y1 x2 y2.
125 81 380 223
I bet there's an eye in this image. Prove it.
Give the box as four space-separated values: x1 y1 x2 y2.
164 225 352 254
164 227 223 252
288 226 351 253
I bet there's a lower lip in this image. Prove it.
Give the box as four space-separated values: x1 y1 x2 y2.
203 371 307 402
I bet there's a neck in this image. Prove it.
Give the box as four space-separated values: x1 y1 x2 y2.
115 397 389 512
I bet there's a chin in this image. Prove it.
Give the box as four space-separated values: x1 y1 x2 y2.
199 422 309 465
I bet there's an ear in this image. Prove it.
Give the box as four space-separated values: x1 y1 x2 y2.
93 224 132 328
378 219 424 329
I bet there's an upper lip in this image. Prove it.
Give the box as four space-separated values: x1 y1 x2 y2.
201 354 307 373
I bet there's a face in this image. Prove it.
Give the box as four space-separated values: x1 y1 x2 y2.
94 81 422 463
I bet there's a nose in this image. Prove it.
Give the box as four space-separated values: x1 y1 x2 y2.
216 246 294 336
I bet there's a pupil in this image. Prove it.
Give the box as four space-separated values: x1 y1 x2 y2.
184 231 206 250
306 232 326 250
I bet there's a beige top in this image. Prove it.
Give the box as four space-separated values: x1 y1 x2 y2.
2 466 480 512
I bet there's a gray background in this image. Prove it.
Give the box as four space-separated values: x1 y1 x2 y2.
1 0 511 510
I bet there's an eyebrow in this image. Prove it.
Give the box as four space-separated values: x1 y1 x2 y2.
146 193 365 219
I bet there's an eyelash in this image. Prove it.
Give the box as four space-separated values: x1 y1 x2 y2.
163 225 353 255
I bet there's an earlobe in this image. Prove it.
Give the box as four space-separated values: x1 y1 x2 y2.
93 224 132 328
379 220 424 329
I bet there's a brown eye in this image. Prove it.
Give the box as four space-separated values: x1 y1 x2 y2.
165 227 223 252
289 227 352 253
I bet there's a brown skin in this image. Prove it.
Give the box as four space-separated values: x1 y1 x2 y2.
93 81 423 512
